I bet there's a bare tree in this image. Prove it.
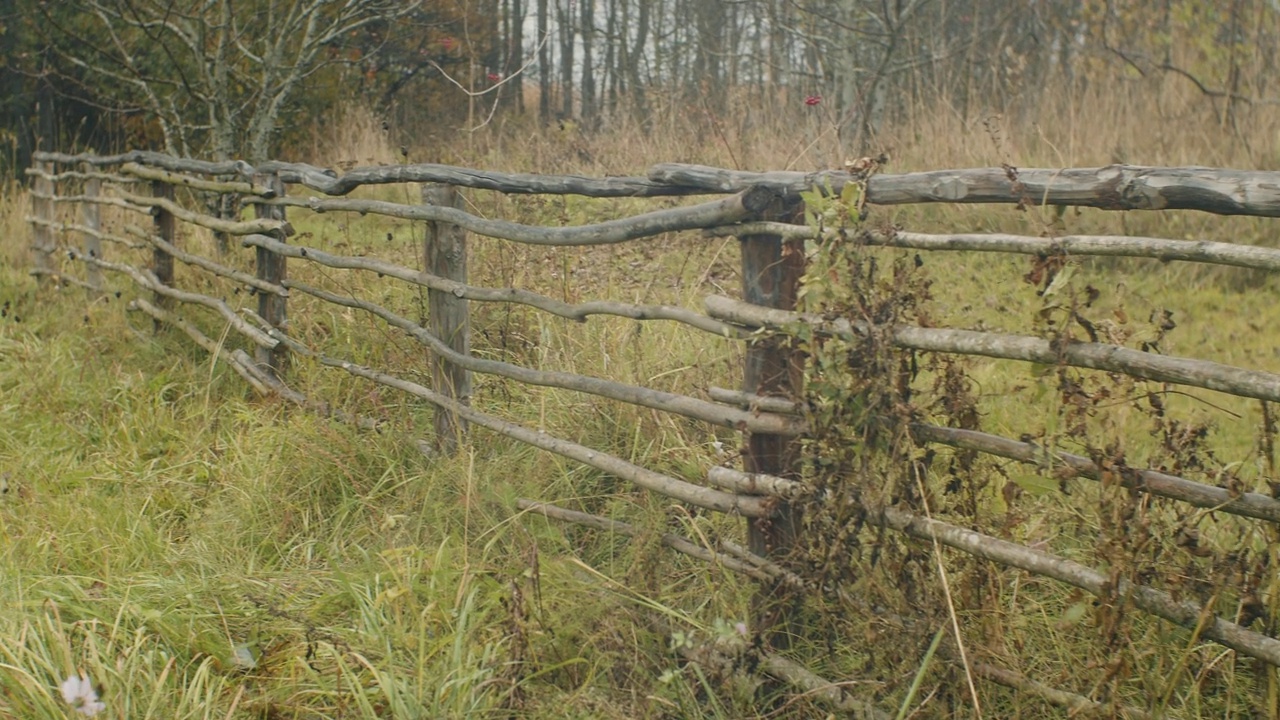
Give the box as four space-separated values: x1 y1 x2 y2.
36 0 412 162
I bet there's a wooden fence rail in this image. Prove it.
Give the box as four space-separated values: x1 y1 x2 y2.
22 149 1280 715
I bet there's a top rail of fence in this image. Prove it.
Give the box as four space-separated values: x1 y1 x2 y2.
32 151 1280 217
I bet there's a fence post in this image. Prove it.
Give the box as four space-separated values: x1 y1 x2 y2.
252 174 288 376
214 193 235 256
739 197 806 647
151 180 176 330
30 160 55 284
422 183 471 454
81 165 103 295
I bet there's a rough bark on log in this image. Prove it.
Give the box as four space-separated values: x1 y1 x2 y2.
44 191 286 235
874 504 1280 666
516 499 779 581
26 217 145 249
423 184 471 454
272 336 770 516
30 160 55 284
150 180 176 328
126 226 287 297
706 224 1280 272
703 386 1280 523
270 186 777 245
120 162 277 197
24 166 139 185
911 424 1280 524
274 162 704 197
706 295 1280 404
81 173 103 293
252 173 289 375
35 150 256 178
653 163 1280 217
739 198 806 648
706 466 810 499
72 252 277 349
708 386 806 414
241 234 743 337
283 281 801 436
127 298 270 396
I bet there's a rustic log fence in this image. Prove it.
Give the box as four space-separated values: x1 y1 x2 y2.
22 149 1280 714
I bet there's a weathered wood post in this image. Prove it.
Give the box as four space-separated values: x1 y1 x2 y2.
422 183 472 454
81 166 103 295
252 174 289 375
739 197 806 646
150 180 177 330
213 193 236 256
30 160 55 284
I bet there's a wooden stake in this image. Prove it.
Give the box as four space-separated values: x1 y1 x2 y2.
30 160 55 284
252 173 288 375
422 183 472 454
81 167 103 295
150 180 176 331
739 196 805 646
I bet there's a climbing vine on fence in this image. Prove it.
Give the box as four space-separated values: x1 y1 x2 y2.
782 179 990 700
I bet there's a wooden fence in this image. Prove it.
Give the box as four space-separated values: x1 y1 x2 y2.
23 149 1280 716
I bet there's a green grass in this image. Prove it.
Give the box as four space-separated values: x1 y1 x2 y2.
4 116 1280 718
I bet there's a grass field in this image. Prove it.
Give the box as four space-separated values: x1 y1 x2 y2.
4 82 1280 718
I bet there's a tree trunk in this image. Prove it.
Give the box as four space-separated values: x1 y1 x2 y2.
538 0 551 122
558 0 576 120
581 0 597 127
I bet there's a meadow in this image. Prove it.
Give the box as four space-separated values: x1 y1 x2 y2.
3 79 1280 718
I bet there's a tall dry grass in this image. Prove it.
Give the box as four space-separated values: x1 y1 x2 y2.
361 71 1279 178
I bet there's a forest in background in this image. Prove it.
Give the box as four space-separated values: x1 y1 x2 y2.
1 0 1279 173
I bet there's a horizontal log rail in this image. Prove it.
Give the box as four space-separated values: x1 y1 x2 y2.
283 280 802 436
25 216 146 249
35 191 152 216
127 227 287 297
241 234 742 337
37 190 288 236
966 663 1153 719
707 424 1280 523
29 268 97 291
268 186 777 245
706 466 810 499
128 298 271 395
911 424 1280 524
873 503 1280 667
276 162 705 197
706 387 1280 522
234 350 384 433
654 163 1280 217
34 150 699 197
707 224 1280 272
34 149 257 177
23 166 139 185
70 251 278 349
120 162 278 197
707 295 1280 405
267 331 770 516
35 151 1280 217
707 386 805 414
516 499 786 583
